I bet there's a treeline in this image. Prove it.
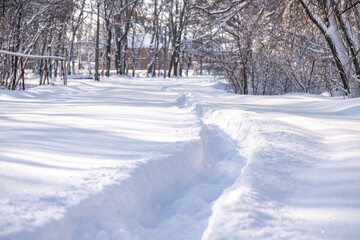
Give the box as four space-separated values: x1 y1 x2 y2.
1 0 359 97
0 0 72 89
197 0 360 96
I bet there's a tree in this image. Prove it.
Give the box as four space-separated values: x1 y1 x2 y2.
297 0 360 96
167 0 190 77
95 0 101 81
67 0 87 75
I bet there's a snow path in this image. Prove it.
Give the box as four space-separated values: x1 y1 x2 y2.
0 77 246 240
1 76 360 239
0 78 201 239
167 77 360 239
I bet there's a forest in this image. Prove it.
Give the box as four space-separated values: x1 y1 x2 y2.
1 0 360 97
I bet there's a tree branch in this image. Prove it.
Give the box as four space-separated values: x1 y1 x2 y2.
340 0 360 16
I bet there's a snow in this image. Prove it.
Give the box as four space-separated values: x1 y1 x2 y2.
0 75 359 239
0 50 65 60
128 33 163 49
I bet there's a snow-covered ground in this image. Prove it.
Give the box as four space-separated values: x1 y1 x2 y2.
0 76 359 240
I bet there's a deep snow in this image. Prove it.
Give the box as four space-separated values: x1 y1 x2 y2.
0 76 359 240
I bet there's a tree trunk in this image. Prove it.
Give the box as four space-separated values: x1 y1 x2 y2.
95 2 100 81
105 20 112 77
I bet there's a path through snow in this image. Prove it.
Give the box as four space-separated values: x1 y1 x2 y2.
1 76 359 239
